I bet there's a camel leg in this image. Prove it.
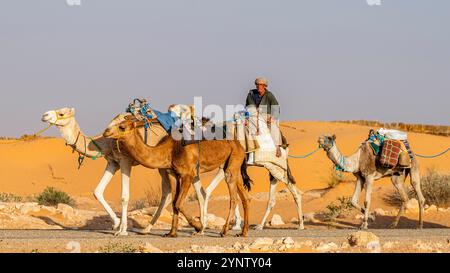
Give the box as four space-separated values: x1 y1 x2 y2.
361 176 374 229
204 169 242 230
255 177 278 230
139 169 172 234
192 177 206 235
166 175 202 238
285 180 304 230
221 171 239 237
203 168 225 229
232 204 243 231
390 173 408 228
114 159 132 236
94 161 120 230
410 167 425 229
235 173 250 237
351 173 366 214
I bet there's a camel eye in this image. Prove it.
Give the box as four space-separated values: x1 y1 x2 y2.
119 126 125 131
59 113 64 117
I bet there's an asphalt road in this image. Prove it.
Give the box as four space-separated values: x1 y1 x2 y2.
1 228 450 252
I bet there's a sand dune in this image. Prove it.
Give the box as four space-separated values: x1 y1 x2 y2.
1 121 449 205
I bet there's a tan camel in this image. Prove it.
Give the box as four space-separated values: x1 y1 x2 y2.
318 134 425 229
103 119 252 237
41 107 210 236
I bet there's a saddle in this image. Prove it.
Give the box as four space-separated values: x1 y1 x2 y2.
366 129 413 169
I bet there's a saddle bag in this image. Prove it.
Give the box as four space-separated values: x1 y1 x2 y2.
380 139 402 168
398 151 412 167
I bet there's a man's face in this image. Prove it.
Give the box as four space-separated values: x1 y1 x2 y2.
256 83 266 94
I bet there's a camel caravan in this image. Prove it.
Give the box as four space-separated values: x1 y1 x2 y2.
40 98 425 237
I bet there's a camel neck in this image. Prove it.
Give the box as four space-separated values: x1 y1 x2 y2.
327 144 360 173
120 129 173 169
58 119 106 158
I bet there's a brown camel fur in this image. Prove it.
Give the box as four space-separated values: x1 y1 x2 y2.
103 119 252 237
318 134 425 229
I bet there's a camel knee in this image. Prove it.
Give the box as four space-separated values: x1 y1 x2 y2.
93 190 103 201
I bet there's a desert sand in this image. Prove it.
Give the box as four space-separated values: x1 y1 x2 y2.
1 121 448 201
1 121 450 253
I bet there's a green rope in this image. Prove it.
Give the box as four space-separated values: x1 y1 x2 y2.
288 147 321 159
89 138 104 160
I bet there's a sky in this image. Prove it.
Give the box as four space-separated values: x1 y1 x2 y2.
1 0 449 137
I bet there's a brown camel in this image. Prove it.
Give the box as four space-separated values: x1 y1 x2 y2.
318 134 425 229
103 119 252 237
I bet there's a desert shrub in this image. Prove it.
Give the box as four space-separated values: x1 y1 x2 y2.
421 170 450 206
323 196 354 222
131 198 148 211
328 166 346 188
0 193 23 202
145 182 162 207
98 242 137 253
35 187 75 207
384 169 450 207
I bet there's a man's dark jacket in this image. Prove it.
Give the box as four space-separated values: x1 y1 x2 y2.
245 89 279 115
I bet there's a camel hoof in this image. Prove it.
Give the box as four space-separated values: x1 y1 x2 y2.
191 231 204 237
236 233 247 238
114 230 128 236
298 224 305 230
359 224 369 230
388 223 398 229
254 224 264 231
132 227 151 235
163 233 177 238
231 224 242 231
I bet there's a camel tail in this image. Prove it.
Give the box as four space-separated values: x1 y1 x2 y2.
241 158 253 191
287 162 296 184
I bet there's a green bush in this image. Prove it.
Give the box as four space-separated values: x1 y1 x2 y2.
328 166 346 188
323 196 354 222
384 169 450 207
0 193 23 202
35 187 75 207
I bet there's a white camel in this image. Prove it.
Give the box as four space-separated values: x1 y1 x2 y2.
318 134 425 229
198 109 304 230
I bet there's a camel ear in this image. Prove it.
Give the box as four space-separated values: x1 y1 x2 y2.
70 108 75 115
332 134 336 141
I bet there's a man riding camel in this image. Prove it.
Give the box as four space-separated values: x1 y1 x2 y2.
245 77 283 157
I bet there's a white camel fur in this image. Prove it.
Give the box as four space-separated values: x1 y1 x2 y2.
318 134 425 229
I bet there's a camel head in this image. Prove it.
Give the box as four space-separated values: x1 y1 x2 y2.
318 134 336 151
103 119 139 139
106 113 133 129
41 107 75 127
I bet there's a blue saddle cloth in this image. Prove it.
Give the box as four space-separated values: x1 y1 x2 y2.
151 110 178 132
